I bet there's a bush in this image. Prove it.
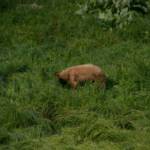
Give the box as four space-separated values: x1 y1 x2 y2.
76 0 150 28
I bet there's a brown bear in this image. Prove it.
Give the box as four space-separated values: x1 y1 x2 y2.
55 64 106 89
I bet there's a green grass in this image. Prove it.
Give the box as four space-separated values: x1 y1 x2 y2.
0 0 150 149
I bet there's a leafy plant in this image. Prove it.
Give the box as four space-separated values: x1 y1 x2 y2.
76 0 150 28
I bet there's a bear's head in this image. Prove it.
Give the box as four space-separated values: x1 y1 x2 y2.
55 72 60 78
55 71 68 87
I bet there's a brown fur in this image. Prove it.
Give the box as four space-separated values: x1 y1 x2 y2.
55 64 106 89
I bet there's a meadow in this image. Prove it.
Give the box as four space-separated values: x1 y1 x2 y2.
0 0 150 149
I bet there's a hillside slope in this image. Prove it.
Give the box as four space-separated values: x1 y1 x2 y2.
0 0 150 150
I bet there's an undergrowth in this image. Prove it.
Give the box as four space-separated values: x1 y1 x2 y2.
0 0 150 150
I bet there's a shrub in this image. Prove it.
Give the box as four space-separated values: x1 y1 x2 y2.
76 0 150 28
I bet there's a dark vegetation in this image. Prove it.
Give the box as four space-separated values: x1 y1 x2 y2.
76 0 150 28
0 0 150 149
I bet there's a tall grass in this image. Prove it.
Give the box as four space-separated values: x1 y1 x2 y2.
0 0 150 149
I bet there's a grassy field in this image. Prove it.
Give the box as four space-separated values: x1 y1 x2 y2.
0 0 150 149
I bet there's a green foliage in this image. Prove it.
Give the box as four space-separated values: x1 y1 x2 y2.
0 0 17 10
0 128 10 145
76 0 150 28
0 0 150 149
0 0 40 11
